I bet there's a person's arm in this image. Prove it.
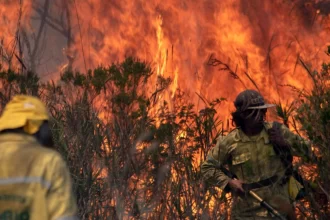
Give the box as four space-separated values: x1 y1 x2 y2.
46 154 79 220
281 124 314 161
201 136 232 190
268 123 314 162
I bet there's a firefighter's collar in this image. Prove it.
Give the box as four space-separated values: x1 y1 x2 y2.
236 126 270 144
0 132 39 145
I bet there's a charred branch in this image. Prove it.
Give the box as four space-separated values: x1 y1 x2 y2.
31 0 50 61
32 3 74 43
207 54 247 89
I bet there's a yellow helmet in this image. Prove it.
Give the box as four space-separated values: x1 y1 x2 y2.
0 95 49 134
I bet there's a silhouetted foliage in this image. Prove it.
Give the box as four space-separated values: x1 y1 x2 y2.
0 56 328 219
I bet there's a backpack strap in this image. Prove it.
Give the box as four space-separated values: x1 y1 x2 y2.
270 122 293 181
270 122 307 200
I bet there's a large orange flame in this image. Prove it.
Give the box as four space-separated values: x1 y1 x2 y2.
1 0 330 119
1 1 329 217
70 0 330 120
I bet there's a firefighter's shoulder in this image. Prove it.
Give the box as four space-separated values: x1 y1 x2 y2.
216 128 240 144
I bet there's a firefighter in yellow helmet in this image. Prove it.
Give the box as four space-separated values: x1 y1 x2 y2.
0 95 78 220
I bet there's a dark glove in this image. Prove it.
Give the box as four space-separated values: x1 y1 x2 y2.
268 122 289 150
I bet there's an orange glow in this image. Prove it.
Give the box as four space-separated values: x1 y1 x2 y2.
1 1 329 119
0 1 32 70
1 1 329 216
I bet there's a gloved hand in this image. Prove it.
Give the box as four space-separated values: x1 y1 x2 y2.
228 179 245 193
267 123 289 149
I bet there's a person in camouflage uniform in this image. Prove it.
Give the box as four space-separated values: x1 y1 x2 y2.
201 90 313 220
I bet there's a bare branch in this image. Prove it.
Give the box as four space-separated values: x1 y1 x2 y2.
32 4 74 43
207 54 247 89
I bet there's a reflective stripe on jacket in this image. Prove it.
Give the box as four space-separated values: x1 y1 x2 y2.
0 133 78 220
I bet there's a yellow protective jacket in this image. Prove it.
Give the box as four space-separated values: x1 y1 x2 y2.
0 133 78 220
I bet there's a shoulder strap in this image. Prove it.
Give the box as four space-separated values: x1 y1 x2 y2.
271 122 308 194
270 121 293 175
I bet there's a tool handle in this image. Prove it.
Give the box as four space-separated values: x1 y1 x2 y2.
219 166 287 220
249 191 287 220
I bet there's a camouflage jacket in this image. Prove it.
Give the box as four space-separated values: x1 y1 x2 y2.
201 122 312 218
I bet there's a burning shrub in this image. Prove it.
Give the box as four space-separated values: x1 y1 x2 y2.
2 55 329 219
274 50 330 219
293 53 330 218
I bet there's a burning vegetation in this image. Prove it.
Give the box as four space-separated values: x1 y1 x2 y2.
0 0 330 219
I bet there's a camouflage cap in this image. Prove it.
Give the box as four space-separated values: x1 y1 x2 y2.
234 89 276 111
